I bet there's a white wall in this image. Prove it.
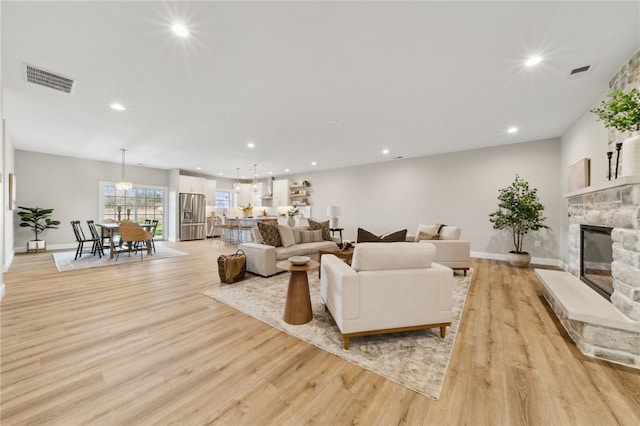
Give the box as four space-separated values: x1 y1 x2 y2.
560 91 610 266
288 138 562 263
14 150 170 250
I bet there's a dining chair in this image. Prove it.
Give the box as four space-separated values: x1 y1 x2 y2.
86 220 105 256
115 221 152 261
147 219 159 252
71 220 102 260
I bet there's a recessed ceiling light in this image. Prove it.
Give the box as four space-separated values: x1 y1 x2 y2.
382 149 390 155
196 167 201 171
268 171 273 175
525 56 542 67
172 23 189 37
247 142 255 148
329 119 339 124
311 161 317 166
508 127 519 134
110 103 125 111
218 172 223 176
285 168 290 172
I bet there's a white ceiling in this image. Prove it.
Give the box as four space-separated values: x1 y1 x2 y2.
2 1 639 180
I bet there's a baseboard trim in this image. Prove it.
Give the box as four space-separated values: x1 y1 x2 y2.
471 251 562 268
14 243 77 253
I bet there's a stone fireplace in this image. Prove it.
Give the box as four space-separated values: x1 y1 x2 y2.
537 177 640 368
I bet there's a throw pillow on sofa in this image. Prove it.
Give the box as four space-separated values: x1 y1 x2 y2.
357 228 407 243
308 219 331 241
277 225 296 248
301 229 323 243
257 222 282 247
416 230 441 241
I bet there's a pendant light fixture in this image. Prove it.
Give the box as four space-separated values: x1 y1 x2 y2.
234 168 241 193
115 148 133 191
252 164 259 193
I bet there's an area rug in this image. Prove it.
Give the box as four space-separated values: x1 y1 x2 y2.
53 244 189 272
203 270 472 400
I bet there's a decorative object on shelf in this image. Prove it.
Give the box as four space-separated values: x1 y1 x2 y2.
17 206 61 253
591 88 640 177
489 175 548 267
288 255 310 266
327 205 341 229
615 142 623 178
607 151 613 180
567 158 590 191
115 148 133 191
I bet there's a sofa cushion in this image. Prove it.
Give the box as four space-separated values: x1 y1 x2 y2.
257 222 282 247
275 241 338 260
251 227 263 244
277 225 295 248
308 219 331 241
416 230 441 241
439 226 461 240
357 228 407 243
301 229 323 243
351 242 436 271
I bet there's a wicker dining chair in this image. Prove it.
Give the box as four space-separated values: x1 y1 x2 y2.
114 221 152 261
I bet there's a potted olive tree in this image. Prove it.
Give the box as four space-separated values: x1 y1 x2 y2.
17 206 61 253
489 175 548 267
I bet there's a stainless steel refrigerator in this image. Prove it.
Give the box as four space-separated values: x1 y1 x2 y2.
179 193 206 240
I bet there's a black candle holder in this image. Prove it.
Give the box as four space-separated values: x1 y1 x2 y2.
615 143 623 178
607 151 613 180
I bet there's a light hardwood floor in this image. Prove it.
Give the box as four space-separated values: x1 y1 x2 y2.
2 240 639 425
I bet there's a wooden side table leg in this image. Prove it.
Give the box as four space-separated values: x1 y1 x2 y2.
284 270 313 325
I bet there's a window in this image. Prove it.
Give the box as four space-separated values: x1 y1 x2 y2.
215 190 231 209
100 183 166 239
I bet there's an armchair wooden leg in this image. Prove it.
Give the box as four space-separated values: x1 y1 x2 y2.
440 326 447 338
343 336 350 350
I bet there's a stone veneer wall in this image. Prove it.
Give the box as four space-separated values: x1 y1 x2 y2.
567 182 640 321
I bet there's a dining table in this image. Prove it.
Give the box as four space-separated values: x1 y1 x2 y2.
96 222 155 259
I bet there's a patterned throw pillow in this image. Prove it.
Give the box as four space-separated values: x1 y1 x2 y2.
257 222 282 247
308 219 331 241
357 228 407 243
301 229 323 243
416 230 441 241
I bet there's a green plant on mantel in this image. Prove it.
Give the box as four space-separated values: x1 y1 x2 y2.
17 206 61 241
489 175 548 254
590 88 640 133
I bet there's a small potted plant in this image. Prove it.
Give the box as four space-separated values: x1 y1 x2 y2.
287 206 300 226
239 203 253 217
489 175 548 267
17 206 61 253
591 88 640 176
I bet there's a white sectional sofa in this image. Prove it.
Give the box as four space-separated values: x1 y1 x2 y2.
239 225 338 277
407 224 471 275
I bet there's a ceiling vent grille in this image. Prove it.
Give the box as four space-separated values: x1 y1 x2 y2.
570 65 591 76
24 64 75 94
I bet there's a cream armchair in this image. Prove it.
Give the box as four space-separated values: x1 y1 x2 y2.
320 242 454 349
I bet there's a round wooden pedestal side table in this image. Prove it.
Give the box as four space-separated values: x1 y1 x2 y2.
276 259 320 325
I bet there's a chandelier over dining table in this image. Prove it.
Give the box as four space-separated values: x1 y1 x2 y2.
115 148 133 191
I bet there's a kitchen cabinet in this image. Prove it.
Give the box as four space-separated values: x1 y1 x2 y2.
179 175 205 194
203 179 217 206
272 179 289 207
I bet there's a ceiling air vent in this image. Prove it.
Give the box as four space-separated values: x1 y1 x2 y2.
570 65 591 76
24 64 76 94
